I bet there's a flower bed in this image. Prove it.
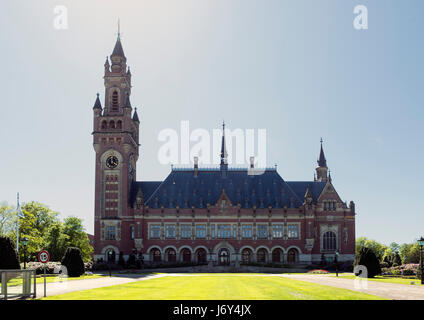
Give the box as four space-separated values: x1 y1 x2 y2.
381 264 420 277
307 269 329 274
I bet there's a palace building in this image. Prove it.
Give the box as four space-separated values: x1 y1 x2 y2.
92 34 356 266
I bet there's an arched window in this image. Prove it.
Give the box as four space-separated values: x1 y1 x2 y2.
116 120 122 129
323 231 337 251
112 91 119 111
101 120 107 129
109 120 115 129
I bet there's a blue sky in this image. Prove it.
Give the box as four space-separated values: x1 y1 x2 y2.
1 0 423 245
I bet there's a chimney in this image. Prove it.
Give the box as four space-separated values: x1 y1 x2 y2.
194 156 199 176
248 156 255 175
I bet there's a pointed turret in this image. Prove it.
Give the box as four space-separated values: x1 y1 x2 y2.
124 91 132 108
317 138 327 167
93 93 102 110
132 107 140 123
315 138 328 182
111 37 126 59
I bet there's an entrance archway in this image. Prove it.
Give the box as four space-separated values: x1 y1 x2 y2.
181 248 191 263
218 248 230 265
241 248 253 264
106 249 116 263
165 248 176 262
257 248 267 263
287 248 298 264
272 248 283 263
196 248 207 264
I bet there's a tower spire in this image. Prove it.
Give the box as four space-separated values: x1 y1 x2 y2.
316 138 329 182
220 121 228 165
117 18 120 41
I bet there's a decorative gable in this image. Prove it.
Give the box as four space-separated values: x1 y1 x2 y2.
216 188 233 213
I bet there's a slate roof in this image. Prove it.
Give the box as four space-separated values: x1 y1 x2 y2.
111 37 125 58
131 168 326 209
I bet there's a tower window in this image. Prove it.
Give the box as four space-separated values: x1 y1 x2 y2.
112 91 119 111
109 120 115 129
117 120 122 129
101 120 107 129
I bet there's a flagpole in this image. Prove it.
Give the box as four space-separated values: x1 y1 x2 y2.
16 192 20 255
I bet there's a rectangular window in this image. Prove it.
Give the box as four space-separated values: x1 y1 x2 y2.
272 224 284 239
106 226 116 240
232 225 237 238
130 225 135 240
288 225 299 239
149 224 161 239
242 225 252 239
217 225 231 239
165 224 176 239
211 224 216 239
196 224 206 239
180 225 191 239
257 225 268 239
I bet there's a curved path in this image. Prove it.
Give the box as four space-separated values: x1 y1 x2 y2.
279 274 424 300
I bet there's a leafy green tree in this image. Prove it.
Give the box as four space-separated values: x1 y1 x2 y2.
44 221 68 261
355 237 387 261
0 202 15 236
62 217 93 262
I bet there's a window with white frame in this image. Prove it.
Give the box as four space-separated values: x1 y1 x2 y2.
149 224 161 239
272 224 284 238
217 224 231 239
257 225 268 239
180 224 192 239
288 225 299 239
165 224 176 239
130 225 135 240
106 226 116 240
211 224 216 238
242 225 252 239
196 224 206 239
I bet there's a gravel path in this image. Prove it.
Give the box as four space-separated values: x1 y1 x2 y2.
279 274 424 300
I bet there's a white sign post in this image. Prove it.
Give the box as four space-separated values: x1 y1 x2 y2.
38 250 50 297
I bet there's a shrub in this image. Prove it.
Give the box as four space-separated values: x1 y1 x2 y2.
308 269 329 274
126 254 136 268
354 247 381 278
61 247 85 277
0 236 20 270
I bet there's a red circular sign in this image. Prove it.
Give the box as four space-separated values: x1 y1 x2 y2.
38 250 50 263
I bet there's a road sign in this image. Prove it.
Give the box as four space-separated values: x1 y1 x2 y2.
38 250 50 264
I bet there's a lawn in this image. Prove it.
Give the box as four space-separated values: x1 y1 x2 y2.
333 275 423 285
42 274 387 300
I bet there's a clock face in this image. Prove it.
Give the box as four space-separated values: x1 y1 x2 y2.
106 156 119 169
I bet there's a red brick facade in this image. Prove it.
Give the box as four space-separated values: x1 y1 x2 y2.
92 36 356 266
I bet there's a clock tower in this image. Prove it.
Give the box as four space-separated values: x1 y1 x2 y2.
92 33 140 260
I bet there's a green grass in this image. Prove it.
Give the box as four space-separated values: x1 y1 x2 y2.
333 275 423 285
42 274 387 300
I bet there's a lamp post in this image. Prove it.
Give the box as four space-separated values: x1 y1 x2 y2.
334 250 339 277
418 237 424 285
22 237 28 269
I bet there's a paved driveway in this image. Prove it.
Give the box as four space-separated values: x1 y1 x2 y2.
280 274 424 300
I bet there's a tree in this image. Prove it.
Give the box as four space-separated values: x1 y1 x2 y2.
355 237 387 261
61 247 85 277
392 252 402 266
0 202 15 236
44 221 68 261
62 217 93 262
354 247 381 278
0 236 20 270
